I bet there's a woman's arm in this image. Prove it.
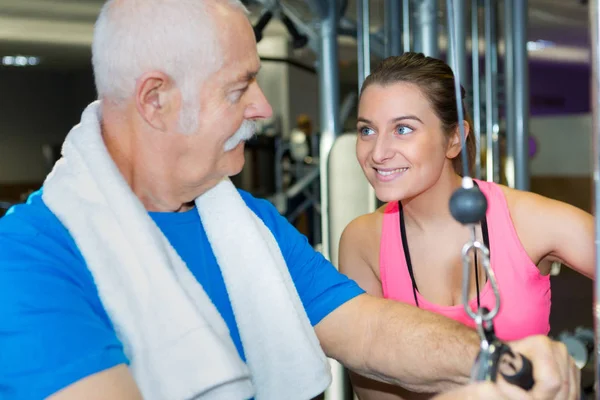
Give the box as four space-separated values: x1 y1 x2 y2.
503 186 594 278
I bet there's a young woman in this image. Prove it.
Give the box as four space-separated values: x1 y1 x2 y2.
339 52 593 400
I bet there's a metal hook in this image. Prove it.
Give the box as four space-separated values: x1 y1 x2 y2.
461 228 500 322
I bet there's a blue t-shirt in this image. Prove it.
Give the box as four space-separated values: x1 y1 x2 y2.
0 189 364 399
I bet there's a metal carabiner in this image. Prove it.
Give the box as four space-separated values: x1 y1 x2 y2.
461 226 500 322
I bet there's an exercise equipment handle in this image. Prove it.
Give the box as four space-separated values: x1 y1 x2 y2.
502 353 535 391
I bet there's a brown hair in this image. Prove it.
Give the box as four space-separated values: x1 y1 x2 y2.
360 52 475 176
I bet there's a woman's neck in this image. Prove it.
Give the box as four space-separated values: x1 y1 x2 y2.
400 169 464 231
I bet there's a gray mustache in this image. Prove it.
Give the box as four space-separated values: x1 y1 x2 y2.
224 120 257 151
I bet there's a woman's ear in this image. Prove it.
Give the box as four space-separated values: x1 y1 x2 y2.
446 120 470 159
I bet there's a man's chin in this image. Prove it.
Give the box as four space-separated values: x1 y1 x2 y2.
226 155 246 178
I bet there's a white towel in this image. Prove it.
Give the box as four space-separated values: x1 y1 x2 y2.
42 101 332 400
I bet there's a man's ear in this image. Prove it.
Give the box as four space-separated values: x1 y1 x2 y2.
446 120 470 159
134 71 177 131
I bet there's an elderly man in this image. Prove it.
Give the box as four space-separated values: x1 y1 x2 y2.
0 1 577 400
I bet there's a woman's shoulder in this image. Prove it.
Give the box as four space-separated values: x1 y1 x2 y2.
493 182 551 215
476 180 535 212
340 204 388 256
343 204 388 236
338 205 390 288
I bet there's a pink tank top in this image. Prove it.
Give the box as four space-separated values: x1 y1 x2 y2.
379 179 551 341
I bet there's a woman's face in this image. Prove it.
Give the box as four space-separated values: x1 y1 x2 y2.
356 82 458 203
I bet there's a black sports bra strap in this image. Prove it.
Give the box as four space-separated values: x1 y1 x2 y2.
398 207 420 306
481 210 490 251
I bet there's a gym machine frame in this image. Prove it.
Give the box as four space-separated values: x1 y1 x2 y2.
590 0 600 397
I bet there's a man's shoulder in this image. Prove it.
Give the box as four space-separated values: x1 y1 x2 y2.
1 189 65 234
237 188 303 246
0 191 126 400
0 189 81 261
236 188 307 251
237 189 281 222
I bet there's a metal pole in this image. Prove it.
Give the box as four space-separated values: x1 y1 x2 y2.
318 0 339 264
471 0 482 179
447 0 467 88
513 0 529 190
356 0 379 234
384 1 392 58
484 0 499 183
589 0 600 394
503 0 516 188
357 0 370 90
402 0 411 52
491 2 501 184
414 0 439 57
318 5 351 400
384 0 402 57
310 131 321 247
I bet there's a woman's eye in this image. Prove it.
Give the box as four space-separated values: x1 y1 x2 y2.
359 127 375 136
396 126 414 135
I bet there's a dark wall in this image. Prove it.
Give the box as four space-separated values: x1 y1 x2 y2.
529 61 589 116
0 65 97 201
471 56 590 116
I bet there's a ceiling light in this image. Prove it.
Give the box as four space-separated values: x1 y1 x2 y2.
2 55 40 67
527 40 555 51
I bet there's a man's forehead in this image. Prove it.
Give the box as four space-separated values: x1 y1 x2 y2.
210 51 261 88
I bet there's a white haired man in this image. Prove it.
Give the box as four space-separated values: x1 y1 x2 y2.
0 1 578 400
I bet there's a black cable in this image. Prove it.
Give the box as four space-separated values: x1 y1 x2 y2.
339 0 349 17
253 9 273 43
280 13 309 49
445 0 470 178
